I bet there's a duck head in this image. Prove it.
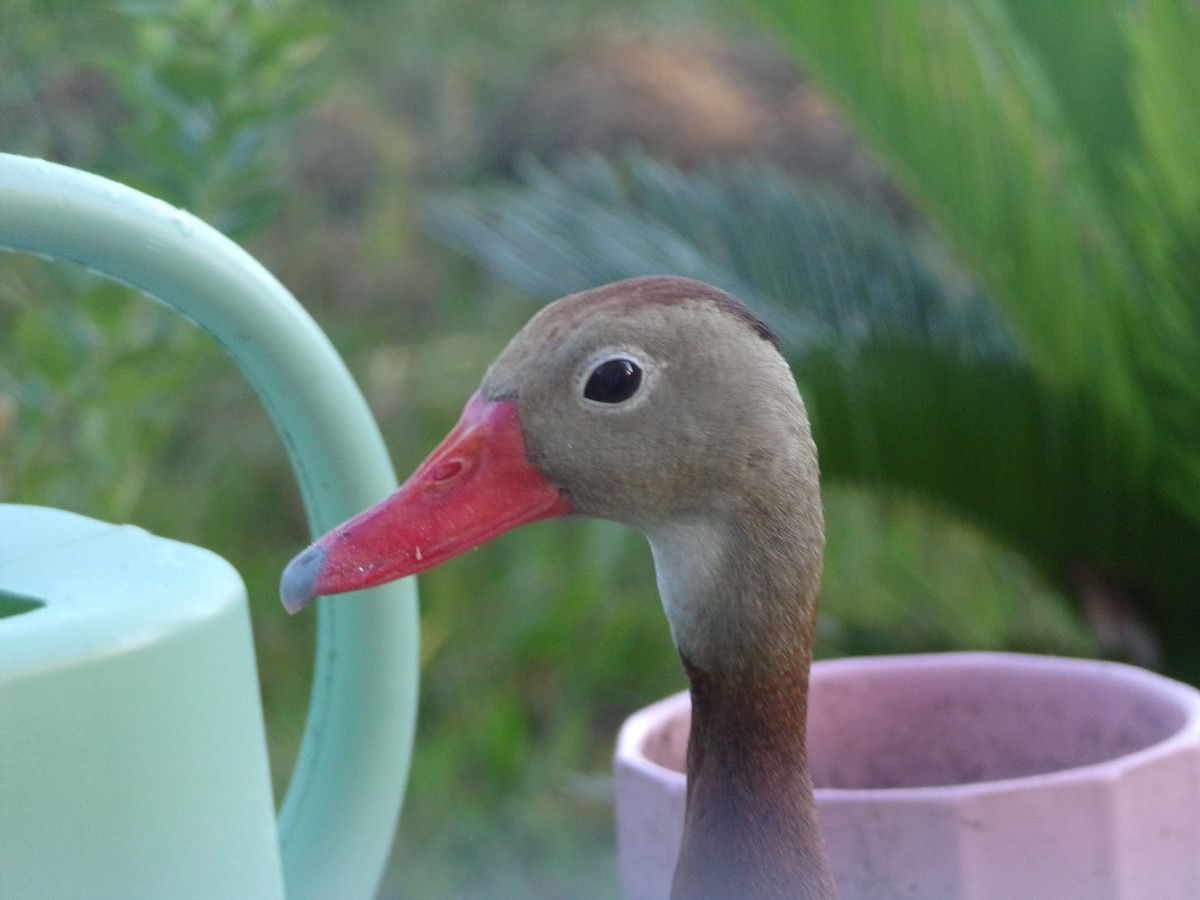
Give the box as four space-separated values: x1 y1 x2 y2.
281 275 822 675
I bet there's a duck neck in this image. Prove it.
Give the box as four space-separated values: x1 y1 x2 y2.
670 654 835 900
645 506 833 899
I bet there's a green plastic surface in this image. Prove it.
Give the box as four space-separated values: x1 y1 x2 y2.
0 504 283 898
0 153 418 899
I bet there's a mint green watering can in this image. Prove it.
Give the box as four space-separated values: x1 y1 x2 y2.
0 153 418 899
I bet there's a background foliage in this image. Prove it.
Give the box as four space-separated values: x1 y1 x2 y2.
6 1 1187 897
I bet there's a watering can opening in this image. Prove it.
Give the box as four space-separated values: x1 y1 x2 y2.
0 588 44 619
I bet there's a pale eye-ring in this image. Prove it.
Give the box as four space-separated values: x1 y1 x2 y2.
583 356 643 404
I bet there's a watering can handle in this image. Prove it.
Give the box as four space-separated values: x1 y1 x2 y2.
0 153 417 900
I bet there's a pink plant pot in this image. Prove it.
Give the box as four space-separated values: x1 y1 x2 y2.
614 653 1200 899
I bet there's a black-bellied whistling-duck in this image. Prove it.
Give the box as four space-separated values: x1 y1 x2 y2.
281 275 836 899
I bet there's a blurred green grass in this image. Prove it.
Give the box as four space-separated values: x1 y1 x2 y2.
1 1 1097 897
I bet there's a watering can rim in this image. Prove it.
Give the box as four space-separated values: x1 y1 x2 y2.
0 503 244 679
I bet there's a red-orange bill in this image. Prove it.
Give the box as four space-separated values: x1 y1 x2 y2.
280 393 572 613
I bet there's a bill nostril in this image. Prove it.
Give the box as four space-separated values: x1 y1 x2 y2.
431 459 466 483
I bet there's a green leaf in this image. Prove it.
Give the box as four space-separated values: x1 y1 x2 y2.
430 154 1018 362
740 2 1138 399
997 0 1137 194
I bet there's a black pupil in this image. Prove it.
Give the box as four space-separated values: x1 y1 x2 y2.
584 358 642 403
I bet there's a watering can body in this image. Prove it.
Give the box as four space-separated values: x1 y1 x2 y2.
0 503 284 898
0 151 420 899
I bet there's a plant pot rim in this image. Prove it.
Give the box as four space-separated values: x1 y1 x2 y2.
616 651 1200 799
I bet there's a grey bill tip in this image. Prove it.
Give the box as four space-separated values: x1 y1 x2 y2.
280 543 325 614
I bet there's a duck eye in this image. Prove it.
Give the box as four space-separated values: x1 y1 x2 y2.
584 357 642 404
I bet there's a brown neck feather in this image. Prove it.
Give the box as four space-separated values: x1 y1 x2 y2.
671 657 835 900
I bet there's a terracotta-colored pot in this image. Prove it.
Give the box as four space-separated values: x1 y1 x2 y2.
614 653 1200 899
